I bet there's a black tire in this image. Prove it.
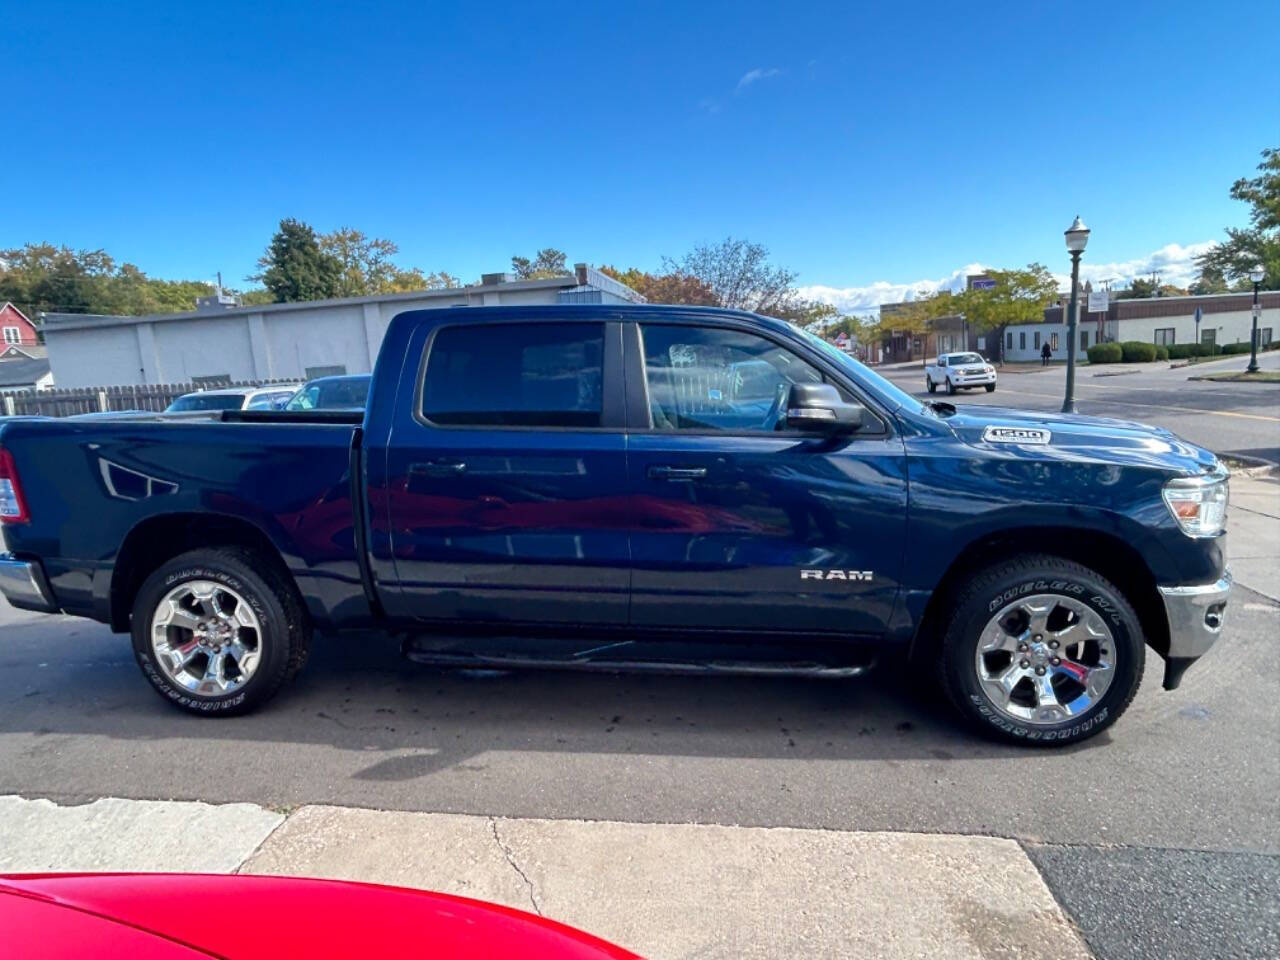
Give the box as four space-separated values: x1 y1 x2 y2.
985 383 996 393
131 547 310 716
936 554 1144 746
945 378 957 395
926 378 936 394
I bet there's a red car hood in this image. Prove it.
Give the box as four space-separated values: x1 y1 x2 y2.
0 873 640 959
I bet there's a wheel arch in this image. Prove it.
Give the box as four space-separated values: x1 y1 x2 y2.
909 526 1169 663
110 512 300 633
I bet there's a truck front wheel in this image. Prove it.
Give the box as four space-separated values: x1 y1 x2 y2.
937 555 1144 746
130 547 310 716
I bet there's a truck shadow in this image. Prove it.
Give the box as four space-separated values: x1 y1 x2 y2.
0 622 1114 778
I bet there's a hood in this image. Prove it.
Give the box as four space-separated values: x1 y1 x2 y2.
940 404 1219 475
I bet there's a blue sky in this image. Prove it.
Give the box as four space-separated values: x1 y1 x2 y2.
3 1 1276 310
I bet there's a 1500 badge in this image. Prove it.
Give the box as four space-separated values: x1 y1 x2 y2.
983 426 1051 445
801 570 874 581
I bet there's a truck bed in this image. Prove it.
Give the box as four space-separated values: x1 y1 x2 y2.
0 415 368 628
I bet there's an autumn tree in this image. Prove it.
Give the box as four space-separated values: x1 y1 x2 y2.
597 265 717 305
662 237 800 315
1196 146 1279 289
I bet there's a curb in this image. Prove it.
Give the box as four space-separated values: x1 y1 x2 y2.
1220 454 1278 478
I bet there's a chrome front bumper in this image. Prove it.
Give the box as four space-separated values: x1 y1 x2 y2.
0 554 59 613
1157 569 1231 689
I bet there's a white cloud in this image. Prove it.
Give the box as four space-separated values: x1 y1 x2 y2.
799 242 1216 314
1072 241 1214 290
799 263 986 314
736 67 782 92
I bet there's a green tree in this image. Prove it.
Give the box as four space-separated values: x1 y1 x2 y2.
1114 276 1187 299
512 248 570 280
250 219 343 303
952 264 1058 361
0 242 217 319
1195 146 1279 289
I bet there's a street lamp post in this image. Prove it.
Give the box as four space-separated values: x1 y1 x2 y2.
1062 216 1090 413
1247 264 1264 373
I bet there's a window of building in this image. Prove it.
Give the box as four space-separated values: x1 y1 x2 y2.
1006 332 1013 350
3 327 20 344
422 323 604 428
1201 329 1216 347
1050 333 1059 351
305 364 347 380
1033 331 1041 350
1154 328 1176 346
1081 331 1089 350
1019 332 1026 350
640 324 827 433
1261 327 1273 347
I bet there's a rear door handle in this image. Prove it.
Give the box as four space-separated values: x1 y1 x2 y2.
410 460 468 477
648 465 708 482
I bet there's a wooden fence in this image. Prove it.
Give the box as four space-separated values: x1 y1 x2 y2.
1 380 300 418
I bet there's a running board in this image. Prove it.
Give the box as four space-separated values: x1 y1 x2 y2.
401 639 873 679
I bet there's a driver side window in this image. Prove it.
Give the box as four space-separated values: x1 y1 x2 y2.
639 324 828 432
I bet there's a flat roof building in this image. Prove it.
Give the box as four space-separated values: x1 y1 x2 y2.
42 265 644 388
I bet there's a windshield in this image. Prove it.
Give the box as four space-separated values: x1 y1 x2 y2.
286 376 370 411
793 326 925 414
165 393 246 412
947 353 985 365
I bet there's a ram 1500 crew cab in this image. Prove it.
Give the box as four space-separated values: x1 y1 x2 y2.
0 306 1231 744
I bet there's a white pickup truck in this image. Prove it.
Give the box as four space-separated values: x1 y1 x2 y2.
925 352 997 395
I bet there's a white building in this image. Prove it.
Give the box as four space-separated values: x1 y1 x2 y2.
1001 290 1279 362
42 265 643 388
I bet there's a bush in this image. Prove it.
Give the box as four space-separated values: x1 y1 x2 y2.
1220 342 1252 354
1120 340 1157 362
1087 342 1123 364
1155 345 1169 361
1167 344 1195 359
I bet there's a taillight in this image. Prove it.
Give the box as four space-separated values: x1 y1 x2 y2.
0 449 29 523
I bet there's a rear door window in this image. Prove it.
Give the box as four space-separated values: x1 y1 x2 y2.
422 323 604 428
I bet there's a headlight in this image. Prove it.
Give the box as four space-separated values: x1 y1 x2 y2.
1162 470 1228 537
985 366 994 374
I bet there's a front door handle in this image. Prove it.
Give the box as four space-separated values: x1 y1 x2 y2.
648 465 708 482
410 460 468 477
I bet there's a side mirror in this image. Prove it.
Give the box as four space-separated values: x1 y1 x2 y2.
785 383 864 433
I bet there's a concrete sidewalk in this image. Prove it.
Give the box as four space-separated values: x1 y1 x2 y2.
0 794 1091 960
1229 474 1280 603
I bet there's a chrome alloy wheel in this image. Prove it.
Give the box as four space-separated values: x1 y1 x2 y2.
151 580 262 696
974 594 1116 725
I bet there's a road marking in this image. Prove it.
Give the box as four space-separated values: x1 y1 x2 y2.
971 389 1280 423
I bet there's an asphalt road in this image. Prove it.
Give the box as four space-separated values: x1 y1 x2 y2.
882 350 1280 466
2 579 1279 957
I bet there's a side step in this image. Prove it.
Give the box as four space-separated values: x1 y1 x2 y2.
401 635 874 679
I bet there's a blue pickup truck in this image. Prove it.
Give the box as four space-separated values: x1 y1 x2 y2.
0 305 1231 744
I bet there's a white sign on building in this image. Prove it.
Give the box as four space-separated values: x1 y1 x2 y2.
1087 291 1109 314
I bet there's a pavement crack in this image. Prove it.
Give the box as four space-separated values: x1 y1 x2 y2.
489 816 542 916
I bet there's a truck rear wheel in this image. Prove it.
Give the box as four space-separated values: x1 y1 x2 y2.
130 547 310 716
936 555 1144 745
